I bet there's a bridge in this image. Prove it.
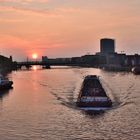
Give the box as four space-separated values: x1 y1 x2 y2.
16 61 76 69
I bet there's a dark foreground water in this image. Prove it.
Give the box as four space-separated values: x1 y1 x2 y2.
0 66 140 140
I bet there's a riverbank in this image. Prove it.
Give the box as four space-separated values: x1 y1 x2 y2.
102 65 132 72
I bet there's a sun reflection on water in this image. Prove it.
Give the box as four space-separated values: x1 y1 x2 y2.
33 66 37 71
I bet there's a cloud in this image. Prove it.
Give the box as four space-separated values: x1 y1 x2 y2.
0 0 49 3
0 5 62 18
0 0 82 18
0 0 32 3
0 18 24 23
56 7 82 13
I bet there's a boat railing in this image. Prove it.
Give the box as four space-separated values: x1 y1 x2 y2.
80 96 109 102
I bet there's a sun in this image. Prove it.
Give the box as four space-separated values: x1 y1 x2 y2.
32 53 38 59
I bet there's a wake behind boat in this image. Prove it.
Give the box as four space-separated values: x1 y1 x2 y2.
76 75 112 111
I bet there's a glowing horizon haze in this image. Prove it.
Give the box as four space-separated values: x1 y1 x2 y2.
0 0 140 60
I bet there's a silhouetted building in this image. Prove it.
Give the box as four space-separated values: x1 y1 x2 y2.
0 55 14 73
125 54 140 66
42 56 48 62
106 53 126 66
100 38 115 54
96 38 128 67
71 57 82 64
10 56 13 62
41 38 140 70
80 55 99 66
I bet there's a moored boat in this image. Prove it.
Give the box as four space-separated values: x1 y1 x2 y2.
132 67 140 75
0 75 13 90
76 75 112 111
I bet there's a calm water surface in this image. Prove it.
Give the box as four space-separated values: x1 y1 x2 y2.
0 66 140 140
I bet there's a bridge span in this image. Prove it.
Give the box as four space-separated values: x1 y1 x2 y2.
16 61 75 69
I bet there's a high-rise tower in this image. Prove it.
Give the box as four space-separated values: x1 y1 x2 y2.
100 38 115 54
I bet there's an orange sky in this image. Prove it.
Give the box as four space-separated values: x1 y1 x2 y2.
0 0 140 60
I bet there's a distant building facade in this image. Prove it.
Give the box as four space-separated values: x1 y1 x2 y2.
125 54 140 66
97 38 131 67
41 38 140 69
0 55 14 73
100 38 115 55
42 56 48 62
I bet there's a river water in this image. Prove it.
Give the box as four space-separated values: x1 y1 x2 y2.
0 66 140 140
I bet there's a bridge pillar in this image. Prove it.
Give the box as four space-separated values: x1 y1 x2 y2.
42 64 51 69
25 65 32 69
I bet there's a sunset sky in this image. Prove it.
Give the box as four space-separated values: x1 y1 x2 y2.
0 0 140 60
